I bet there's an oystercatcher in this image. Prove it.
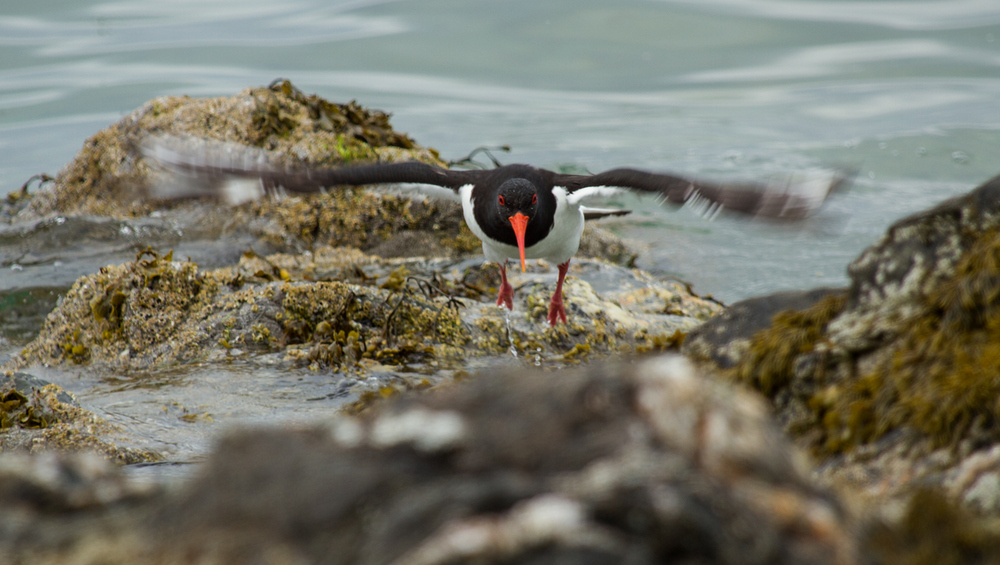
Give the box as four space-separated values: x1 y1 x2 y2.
144 136 847 326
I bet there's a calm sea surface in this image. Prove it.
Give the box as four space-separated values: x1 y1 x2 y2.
2 0 999 301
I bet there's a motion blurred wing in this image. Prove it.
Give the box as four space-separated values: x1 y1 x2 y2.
558 168 850 220
141 134 478 204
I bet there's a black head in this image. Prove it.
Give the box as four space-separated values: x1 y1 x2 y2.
495 178 539 219
471 167 557 254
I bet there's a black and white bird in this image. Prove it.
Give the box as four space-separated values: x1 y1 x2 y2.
144 136 848 326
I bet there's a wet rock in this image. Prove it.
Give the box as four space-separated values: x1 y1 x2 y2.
688 173 1000 511
0 81 473 294
0 80 695 465
0 356 855 565
0 81 639 296
0 372 159 464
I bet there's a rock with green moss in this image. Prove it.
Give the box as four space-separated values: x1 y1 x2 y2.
6 247 718 379
686 173 1000 511
0 83 712 466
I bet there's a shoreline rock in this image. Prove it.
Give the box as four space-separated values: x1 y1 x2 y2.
4 80 1000 561
687 173 1000 515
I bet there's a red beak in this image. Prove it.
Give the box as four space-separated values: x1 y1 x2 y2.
508 212 529 272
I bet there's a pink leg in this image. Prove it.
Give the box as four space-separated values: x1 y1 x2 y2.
547 260 570 326
496 261 514 310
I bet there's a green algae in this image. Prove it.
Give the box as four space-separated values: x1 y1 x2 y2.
633 329 687 354
281 281 468 370
0 382 161 463
0 388 50 429
731 228 1000 457
11 246 221 370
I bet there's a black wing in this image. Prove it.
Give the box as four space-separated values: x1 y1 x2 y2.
141 134 479 202
555 168 850 220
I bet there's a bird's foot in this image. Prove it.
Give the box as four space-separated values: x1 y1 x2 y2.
547 293 567 326
496 264 514 310
546 260 571 326
496 282 514 310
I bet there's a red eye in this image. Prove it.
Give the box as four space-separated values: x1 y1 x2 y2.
531 194 537 204
498 195 505 205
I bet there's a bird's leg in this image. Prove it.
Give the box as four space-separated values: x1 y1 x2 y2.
547 260 570 326
496 261 514 310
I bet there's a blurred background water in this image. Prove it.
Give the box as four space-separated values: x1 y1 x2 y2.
2 0 999 302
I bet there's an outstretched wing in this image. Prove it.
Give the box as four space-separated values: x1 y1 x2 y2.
580 206 632 221
556 168 850 220
141 134 478 204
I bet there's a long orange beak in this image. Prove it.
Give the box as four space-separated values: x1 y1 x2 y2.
508 212 529 272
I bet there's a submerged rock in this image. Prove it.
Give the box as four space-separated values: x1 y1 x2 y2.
0 356 855 565
0 372 158 464
686 172 1000 511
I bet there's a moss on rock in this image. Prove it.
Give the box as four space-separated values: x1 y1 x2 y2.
734 293 847 398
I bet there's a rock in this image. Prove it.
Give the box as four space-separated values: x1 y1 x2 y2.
0 81 640 295
0 372 159 464
0 356 855 565
5 246 715 378
0 83 709 465
0 451 154 512
683 287 844 369
688 172 1000 511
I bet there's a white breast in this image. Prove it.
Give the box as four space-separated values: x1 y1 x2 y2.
460 184 584 266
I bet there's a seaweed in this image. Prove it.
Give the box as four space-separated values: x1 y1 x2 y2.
820 229 1000 452
0 388 50 429
734 293 847 397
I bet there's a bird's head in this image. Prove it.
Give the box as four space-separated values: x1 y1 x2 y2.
496 178 538 272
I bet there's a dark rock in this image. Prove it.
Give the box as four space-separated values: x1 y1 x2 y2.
1 372 78 407
683 287 845 369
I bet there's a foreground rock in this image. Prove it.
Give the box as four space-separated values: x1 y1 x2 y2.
0 356 856 565
685 172 1000 512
